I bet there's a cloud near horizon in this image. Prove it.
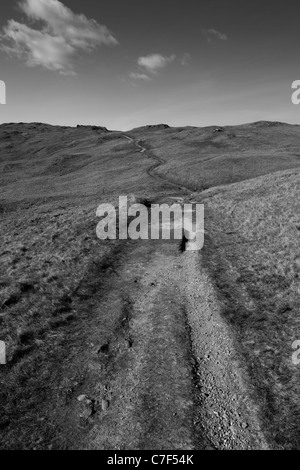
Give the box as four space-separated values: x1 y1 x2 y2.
130 53 176 81
181 53 191 66
129 72 151 81
137 53 176 74
202 28 228 43
0 0 118 75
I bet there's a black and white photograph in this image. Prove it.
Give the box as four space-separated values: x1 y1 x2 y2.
0 0 300 455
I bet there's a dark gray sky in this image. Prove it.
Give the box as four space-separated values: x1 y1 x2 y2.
0 0 299 129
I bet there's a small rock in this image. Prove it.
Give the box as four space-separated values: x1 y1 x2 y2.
77 395 88 402
80 407 93 419
102 399 109 411
241 422 248 429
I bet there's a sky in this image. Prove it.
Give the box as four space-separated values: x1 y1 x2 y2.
0 0 300 130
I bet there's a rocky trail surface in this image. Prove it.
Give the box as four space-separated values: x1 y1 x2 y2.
0 132 269 450
75 137 268 450
79 235 268 450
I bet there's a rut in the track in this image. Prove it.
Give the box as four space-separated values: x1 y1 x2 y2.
84 239 213 450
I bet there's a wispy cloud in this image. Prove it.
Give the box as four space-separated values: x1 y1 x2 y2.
129 72 151 81
202 28 228 43
180 53 191 66
0 0 118 75
137 53 176 74
129 53 189 83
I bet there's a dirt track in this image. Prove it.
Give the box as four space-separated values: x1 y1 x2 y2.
124 135 191 193
79 137 268 449
0 133 269 449
84 238 212 449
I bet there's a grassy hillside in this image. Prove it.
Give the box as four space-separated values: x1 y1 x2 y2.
0 122 167 448
130 121 300 448
1 120 300 449
130 121 300 191
198 168 300 449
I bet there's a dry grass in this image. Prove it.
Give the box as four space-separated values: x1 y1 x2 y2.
0 122 167 448
130 122 300 191
131 121 300 448
199 168 300 449
129 122 300 448
1 120 300 448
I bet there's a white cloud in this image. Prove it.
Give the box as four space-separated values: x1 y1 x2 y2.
0 0 118 75
137 53 176 74
181 53 191 66
130 72 151 81
202 28 228 43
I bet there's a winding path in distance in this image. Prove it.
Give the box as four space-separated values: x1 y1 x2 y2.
124 135 193 194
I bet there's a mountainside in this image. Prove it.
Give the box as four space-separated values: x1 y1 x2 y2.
0 121 300 449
